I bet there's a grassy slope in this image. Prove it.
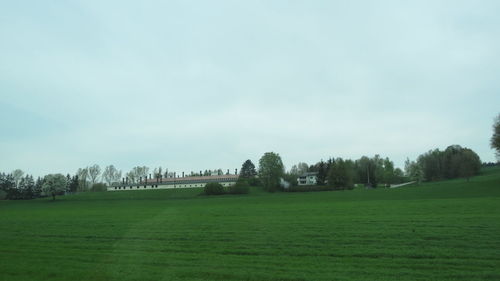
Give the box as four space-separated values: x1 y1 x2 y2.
0 168 499 281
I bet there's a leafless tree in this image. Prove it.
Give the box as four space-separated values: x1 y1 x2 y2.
88 164 101 185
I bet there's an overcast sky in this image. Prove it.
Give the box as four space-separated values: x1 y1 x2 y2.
1 0 499 177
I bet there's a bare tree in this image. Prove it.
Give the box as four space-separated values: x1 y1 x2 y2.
127 166 150 183
153 167 163 178
126 171 136 184
88 164 101 185
77 168 89 191
11 169 24 188
116 170 122 183
102 165 121 186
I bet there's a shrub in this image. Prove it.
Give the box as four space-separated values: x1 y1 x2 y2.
228 179 249 194
247 177 261 187
204 182 225 195
90 183 107 192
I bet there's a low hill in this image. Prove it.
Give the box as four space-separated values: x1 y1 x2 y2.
0 167 499 281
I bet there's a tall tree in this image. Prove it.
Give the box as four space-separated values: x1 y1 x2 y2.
258 152 284 192
77 168 89 191
11 169 24 188
316 160 327 186
0 173 16 199
127 166 150 183
492 113 500 160
103 165 121 186
34 176 43 198
328 158 354 190
153 167 163 178
69 175 79 193
418 149 443 181
42 174 68 200
88 164 101 185
382 158 395 185
19 175 35 199
289 162 309 175
459 148 481 181
0 173 18 199
66 174 72 193
240 160 257 178
356 156 377 187
405 159 423 183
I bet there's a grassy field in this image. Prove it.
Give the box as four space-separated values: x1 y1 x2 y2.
1 168 499 281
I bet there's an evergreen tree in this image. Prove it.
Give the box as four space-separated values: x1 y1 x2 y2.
34 177 43 198
19 175 35 199
69 175 79 193
316 160 327 186
327 158 354 190
240 160 257 178
0 173 18 199
66 174 72 193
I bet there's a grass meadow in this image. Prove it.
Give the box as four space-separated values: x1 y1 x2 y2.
1 167 499 281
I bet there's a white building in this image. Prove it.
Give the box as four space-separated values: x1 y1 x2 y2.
108 174 239 191
297 172 318 186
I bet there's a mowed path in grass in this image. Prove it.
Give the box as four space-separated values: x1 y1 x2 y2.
1 168 500 281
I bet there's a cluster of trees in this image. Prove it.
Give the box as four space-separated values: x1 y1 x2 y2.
76 164 107 191
254 145 483 193
239 152 405 193
286 155 405 189
0 172 71 200
0 172 41 200
405 145 481 182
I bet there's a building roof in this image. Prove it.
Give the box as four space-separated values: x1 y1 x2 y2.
143 174 239 184
112 174 240 187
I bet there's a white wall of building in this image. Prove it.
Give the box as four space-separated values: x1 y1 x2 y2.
107 181 237 192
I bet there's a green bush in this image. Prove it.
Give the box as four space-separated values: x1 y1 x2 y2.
90 183 107 192
204 182 225 195
246 177 261 187
228 179 249 194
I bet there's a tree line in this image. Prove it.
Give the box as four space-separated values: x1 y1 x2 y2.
2 112 498 199
1 164 240 200
0 172 76 200
238 144 486 194
280 154 405 191
404 145 481 182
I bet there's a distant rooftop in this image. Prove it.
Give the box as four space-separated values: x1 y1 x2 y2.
144 174 239 184
113 174 240 187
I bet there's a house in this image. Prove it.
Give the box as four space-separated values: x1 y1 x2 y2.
297 172 318 186
108 174 239 191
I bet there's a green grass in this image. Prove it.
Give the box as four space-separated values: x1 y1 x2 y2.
1 167 499 281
